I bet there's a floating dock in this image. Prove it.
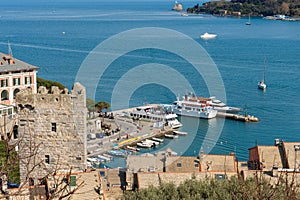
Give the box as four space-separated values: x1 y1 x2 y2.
216 112 259 122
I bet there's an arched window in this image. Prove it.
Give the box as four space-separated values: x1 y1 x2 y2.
1 90 9 101
13 88 20 99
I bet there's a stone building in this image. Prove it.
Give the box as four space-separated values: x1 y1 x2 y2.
0 51 38 105
16 82 87 185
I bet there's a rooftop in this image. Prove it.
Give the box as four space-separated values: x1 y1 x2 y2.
0 52 38 73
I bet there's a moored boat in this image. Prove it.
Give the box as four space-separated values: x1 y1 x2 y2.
165 134 179 139
173 130 188 135
97 154 111 162
127 105 183 129
172 94 217 119
126 146 141 152
137 142 152 148
152 137 164 143
172 93 241 116
145 139 160 146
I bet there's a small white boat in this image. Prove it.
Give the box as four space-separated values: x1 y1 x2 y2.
87 157 101 166
181 12 188 17
97 155 111 162
126 146 140 152
200 32 217 39
173 130 188 136
102 153 114 160
137 142 152 148
258 81 266 90
165 134 179 139
152 137 164 143
145 139 160 146
258 58 267 90
246 14 251 25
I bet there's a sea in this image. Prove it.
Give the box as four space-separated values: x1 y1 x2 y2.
1 0 299 166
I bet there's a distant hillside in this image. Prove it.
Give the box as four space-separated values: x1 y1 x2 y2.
187 0 300 17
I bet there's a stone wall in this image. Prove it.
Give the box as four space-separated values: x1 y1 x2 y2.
16 82 87 185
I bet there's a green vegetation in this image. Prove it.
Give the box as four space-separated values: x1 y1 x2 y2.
95 101 110 113
86 99 110 118
0 141 20 184
187 0 300 17
121 175 300 200
37 77 66 91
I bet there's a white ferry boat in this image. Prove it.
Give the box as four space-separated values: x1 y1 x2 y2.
128 105 183 129
172 95 217 119
172 94 241 115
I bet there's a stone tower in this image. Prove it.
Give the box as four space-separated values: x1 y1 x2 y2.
16 82 87 185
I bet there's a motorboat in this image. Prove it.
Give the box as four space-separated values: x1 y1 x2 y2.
173 130 188 136
181 12 188 17
137 142 152 148
87 157 101 166
126 146 141 152
97 154 111 162
208 97 241 113
152 137 164 143
165 134 179 139
200 32 217 39
145 139 160 146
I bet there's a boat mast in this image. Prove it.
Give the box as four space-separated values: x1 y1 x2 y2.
263 57 267 82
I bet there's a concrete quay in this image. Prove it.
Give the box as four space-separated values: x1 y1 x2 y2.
86 111 172 157
216 112 259 122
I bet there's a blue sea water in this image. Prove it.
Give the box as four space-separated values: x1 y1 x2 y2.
1 1 300 163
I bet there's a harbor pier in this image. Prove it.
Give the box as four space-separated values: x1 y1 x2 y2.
216 112 259 122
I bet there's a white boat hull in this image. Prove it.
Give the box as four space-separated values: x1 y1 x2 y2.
200 32 217 39
174 108 217 119
258 82 267 90
137 142 152 148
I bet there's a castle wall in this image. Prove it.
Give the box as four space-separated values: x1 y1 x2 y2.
16 82 87 185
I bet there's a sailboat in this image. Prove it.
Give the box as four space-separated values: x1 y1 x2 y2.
246 14 251 25
258 59 267 90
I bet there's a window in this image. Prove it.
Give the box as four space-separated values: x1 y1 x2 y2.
177 163 182 167
76 157 82 160
13 88 20 99
25 76 32 85
45 155 50 164
0 79 8 87
1 90 9 101
51 123 57 132
13 125 18 139
13 78 20 86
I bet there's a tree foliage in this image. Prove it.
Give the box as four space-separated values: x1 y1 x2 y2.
121 174 300 200
95 101 110 113
187 0 300 17
37 77 66 91
0 141 20 184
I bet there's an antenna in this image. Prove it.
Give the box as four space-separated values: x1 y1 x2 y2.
8 41 13 57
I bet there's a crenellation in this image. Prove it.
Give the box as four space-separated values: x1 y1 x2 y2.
17 82 87 185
